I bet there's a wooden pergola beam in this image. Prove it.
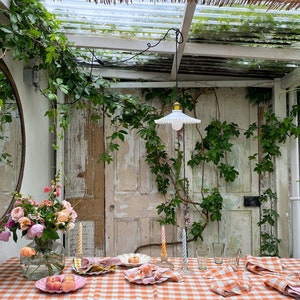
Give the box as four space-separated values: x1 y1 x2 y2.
85 0 300 10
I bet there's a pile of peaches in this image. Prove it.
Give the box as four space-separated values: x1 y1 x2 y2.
45 274 76 292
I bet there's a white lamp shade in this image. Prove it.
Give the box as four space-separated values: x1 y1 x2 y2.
155 109 201 131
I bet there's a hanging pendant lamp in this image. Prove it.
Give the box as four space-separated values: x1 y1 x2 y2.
154 28 201 131
155 102 201 131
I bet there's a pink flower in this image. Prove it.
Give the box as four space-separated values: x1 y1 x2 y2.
14 200 22 206
28 198 37 206
11 207 25 221
0 230 10 242
39 199 53 207
27 224 45 239
5 218 15 229
18 217 31 230
54 188 60 197
62 200 77 222
56 209 70 223
43 185 51 193
62 200 72 210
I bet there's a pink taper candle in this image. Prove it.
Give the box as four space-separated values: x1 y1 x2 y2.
161 225 167 258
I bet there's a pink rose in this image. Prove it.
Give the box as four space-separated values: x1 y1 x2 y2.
62 200 72 210
18 217 31 230
62 200 77 222
43 185 51 193
70 210 77 222
11 207 25 221
27 224 45 239
0 230 10 242
56 210 70 223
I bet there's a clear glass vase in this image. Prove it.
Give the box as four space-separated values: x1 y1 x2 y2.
20 238 65 280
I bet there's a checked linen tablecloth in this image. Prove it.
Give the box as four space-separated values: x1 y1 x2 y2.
0 256 300 299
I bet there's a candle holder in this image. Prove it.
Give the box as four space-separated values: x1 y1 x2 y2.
156 255 174 268
75 251 83 259
178 260 193 275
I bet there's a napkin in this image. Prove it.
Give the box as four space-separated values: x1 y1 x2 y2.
74 257 122 273
246 255 283 274
264 274 300 299
124 263 183 284
205 266 252 297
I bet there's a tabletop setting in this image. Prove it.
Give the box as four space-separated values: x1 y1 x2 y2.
1 179 300 299
2 224 300 300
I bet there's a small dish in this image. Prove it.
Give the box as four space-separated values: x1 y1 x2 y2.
35 274 86 293
117 253 151 267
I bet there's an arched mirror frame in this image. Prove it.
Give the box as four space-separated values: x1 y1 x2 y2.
0 58 25 227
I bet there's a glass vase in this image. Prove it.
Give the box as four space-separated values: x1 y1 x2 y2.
20 238 65 280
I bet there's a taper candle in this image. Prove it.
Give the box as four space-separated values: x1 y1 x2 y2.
182 228 187 264
77 222 83 256
161 225 167 258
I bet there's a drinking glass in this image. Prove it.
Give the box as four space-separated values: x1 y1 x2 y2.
227 247 241 270
212 242 225 264
197 246 209 270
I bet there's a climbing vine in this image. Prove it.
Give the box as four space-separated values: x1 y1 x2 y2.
245 88 300 256
0 0 299 257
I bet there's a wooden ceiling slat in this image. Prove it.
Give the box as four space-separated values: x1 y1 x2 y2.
86 0 300 10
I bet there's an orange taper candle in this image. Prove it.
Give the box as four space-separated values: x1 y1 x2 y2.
161 225 167 258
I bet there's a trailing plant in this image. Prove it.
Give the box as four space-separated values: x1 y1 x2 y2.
245 87 300 256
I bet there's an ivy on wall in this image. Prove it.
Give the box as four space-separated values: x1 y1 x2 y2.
0 0 299 256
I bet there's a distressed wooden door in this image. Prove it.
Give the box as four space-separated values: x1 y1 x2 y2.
64 109 105 257
105 87 260 258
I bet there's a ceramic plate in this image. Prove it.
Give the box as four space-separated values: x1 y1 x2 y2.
35 274 86 294
117 253 151 267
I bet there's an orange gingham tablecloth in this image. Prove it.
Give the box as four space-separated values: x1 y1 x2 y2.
0 256 299 299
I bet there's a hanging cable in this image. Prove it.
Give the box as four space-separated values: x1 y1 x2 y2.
88 27 183 67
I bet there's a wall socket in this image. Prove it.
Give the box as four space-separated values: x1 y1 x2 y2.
243 196 260 207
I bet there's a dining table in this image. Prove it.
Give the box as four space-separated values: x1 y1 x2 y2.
0 256 299 299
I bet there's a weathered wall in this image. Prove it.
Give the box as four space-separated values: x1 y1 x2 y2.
0 53 53 263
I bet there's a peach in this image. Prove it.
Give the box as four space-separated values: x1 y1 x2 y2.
61 279 76 292
63 274 75 282
46 276 62 291
20 246 36 257
128 256 140 264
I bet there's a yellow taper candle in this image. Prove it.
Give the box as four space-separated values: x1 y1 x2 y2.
77 222 83 256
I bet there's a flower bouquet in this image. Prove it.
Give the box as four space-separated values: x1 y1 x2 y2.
0 173 77 280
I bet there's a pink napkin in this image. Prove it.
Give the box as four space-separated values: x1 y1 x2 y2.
75 257 122 273
205 266 252 297
264 274 300 298
124 263 183 284
246 255 283 274
80 257 122 269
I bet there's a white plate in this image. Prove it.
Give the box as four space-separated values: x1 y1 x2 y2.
35 275 86 293
117 253 151 267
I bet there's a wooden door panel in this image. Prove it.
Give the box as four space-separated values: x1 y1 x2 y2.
64 109 105 257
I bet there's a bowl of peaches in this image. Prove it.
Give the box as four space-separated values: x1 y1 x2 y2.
35 274 87 293
117 253 151 267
